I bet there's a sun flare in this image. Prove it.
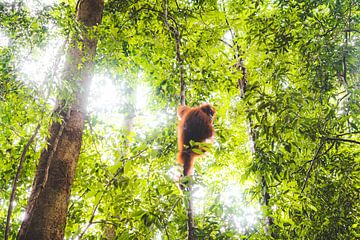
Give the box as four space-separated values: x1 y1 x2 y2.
192 183 261 234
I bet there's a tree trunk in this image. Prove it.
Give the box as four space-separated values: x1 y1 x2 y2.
17 1 104 239
237 58 274 235
230 31 274 235
186 184 195 240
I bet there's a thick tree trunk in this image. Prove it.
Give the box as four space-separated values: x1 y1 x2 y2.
17 1 104 239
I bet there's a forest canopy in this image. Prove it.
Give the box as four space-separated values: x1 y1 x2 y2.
0 0 359 239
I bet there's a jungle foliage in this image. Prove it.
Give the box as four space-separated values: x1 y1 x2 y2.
0 0 359 239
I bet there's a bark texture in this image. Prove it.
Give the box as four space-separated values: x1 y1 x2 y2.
18 1 104 239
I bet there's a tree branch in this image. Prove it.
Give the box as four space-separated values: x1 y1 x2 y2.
164 198 181 239
185 182 195 240
78 149 147 239
325 137 360 145
301 142 325 193
345 28 360 33
162 0 185 106
5 123 41 240
336 131 360 137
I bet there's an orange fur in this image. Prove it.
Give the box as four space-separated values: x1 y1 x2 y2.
176 104 215 176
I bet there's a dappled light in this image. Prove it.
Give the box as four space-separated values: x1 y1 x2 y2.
88 75 169 132
0 30 9 47
4 0 58 15
88 74 123 113
135 83 150 110
19 212 26 222
1 0 359 239
221 185 261 233
192 183 261 234
222 30 234 46
19 38 65 86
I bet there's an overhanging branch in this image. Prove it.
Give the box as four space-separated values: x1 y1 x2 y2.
325 137 360 145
